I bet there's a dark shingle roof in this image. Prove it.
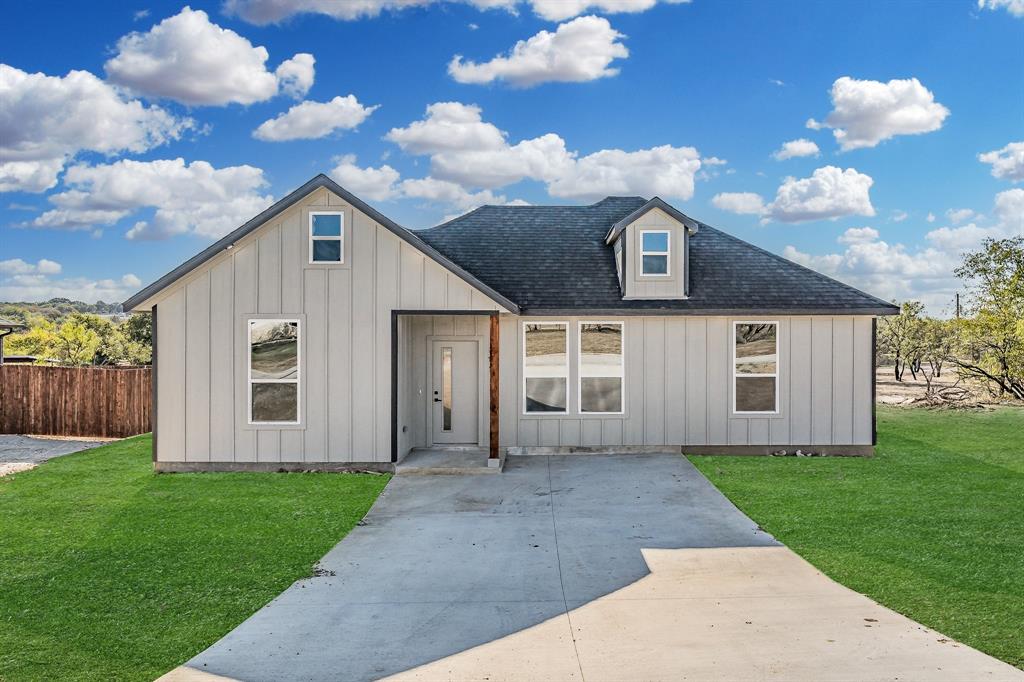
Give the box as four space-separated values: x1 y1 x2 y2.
417 197 898 315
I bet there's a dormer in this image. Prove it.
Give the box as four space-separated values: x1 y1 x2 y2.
605 197 699 300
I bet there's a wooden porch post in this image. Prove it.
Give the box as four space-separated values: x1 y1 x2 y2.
489 313 499 460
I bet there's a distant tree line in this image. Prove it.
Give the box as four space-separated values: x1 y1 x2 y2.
878 237 1024 401
4 309 151 366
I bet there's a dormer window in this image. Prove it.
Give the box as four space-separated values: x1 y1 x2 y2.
640 230 670 276
309 211 344 263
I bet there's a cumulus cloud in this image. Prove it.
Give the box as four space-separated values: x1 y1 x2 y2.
330 155 401 201
0 258 62 275
806 76 949 150
712 192 765 215
104 7 313 105
448 16 628 87
926 189 1024 253
716 167 875 223
0 265 143 304
772 138 820 160
891 210 908 222
977 0 1024 16
224 0 687 23
783 189 1024 312
0 64 192 193
837 226 879 244
978 141 1024 182
945 208 977 224
400 177 506 210
253 96 379 141
385 101 704 200
768 166 874 222
30 158 274 240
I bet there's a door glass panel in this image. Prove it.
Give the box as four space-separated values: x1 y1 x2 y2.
442 346 452 431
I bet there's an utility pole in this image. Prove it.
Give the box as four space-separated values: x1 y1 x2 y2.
955 293 961 319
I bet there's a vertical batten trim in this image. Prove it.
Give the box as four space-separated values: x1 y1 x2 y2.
871 317 877 446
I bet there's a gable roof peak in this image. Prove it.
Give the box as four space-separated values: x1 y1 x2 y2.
604 196 699 244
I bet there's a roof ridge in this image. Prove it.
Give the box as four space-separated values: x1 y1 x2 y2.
698 224 896 309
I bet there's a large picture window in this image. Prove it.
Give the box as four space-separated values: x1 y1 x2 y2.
523 322 568 413
309 211 344 263
248 319 300 424
579 322 624 414
733 321 778 414
640 230 670 276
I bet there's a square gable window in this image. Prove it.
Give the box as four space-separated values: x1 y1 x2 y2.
309 211 344 263
640 230 670 276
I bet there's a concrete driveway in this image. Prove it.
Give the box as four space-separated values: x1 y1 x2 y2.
164 454 1022 682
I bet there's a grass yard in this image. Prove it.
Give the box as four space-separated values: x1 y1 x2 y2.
0 435 389 681
691 405 1024 669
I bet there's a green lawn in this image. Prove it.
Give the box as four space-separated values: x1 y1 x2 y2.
691 406 1024 669
0 435 389 681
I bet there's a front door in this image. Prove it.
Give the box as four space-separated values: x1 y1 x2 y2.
431 340 479 445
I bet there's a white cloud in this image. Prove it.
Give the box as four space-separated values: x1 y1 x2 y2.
767 166 875 222
104 7 313 105
926 189 1024 253
31 158 274 240
782 189 1024 312
977 0 1024 16
702 156 727 166
945 208 976 224
712 192 765 215
0 258 62 275
386 102 508 155
386 101 702 200
329 156 508 213
891 210 908 222
807 76 949 151
926 212 936 223
253 96 379 141
772 138 819 160
329 155 401 201
0 64 192 193
548 144 701 201
978 141 1024 182
400 177 506 210
837 226 879 244
0 266 143 304
223 0 686 23
448 15 628 87
274 53 315 99
714 167 874 223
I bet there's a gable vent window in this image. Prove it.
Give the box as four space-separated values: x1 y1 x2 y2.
733 322 778 414
640 230 670 276
579 322 624 414
523 322 568 413
309 211 344 263
248 319 300 424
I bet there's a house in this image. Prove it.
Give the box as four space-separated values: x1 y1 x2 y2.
124 175 898 472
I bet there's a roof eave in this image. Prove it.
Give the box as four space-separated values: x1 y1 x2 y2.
518 305 901 316
123 174 520 314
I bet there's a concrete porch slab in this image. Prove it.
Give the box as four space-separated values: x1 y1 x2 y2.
395 447 505 475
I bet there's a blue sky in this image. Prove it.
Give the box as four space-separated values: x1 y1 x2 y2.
1 0 1022 313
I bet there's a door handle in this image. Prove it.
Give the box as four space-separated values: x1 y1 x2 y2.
433 397 442 403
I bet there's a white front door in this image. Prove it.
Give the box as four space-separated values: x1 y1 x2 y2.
431 340 479 445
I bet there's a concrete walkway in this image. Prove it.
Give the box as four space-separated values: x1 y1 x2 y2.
162 454 1022 682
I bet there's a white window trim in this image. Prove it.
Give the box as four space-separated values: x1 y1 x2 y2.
247 318 301 425
731 320 779 415
639 229 671 277
522 321 569 415
309 211 345 264
577 321 625 415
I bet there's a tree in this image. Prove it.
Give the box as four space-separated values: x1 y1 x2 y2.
877 301 925 381
5 312 150 366
951 237 1024 400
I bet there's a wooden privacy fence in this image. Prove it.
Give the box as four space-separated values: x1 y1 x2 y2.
0 365 152 438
